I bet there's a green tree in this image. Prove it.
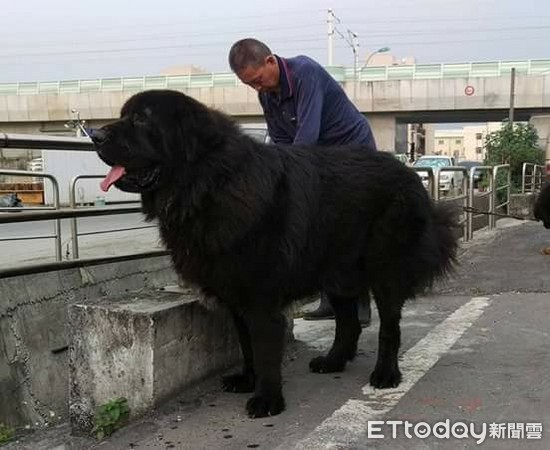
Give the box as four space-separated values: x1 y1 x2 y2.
484 122 544 191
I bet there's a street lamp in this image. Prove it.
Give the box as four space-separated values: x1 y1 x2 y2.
354 47 390 103
361 47 391 71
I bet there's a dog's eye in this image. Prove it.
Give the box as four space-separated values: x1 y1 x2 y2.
132 113 148 127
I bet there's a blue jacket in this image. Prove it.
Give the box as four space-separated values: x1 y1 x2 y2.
258 55 377 151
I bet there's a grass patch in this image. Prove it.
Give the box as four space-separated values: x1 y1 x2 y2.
92 397 130 440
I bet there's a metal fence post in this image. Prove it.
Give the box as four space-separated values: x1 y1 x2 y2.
51 176 62 261
521 163 529 194
489 167 497 230
69 176 80 259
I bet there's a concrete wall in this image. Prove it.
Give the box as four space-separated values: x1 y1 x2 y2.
0 256 177 428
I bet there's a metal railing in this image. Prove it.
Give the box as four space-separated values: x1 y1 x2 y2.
354 59 550 82
492 165 511 229
412 164 511 241
1 133 159 276
1 132 93 150
0 205 166 278
466 166 494 240
0 132 515 275
411 166 436 199
0 169 62 260
68 174 149 259
521 162 545 193
436 167 469 238
2 59 550 96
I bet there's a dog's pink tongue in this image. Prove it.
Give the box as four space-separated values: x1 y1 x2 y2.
100 166 126 192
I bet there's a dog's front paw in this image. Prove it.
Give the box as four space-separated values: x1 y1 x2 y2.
369 366 402 388
245 394 285 418
309 356 347 373
222 373 255 393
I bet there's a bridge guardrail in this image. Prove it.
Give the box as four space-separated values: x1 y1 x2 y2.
1 59 550 96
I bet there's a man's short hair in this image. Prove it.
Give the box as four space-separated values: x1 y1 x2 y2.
228 38 272 73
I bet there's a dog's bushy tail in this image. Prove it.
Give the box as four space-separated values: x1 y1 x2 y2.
429 201 460 280
400 200 459 297
369 189 460 298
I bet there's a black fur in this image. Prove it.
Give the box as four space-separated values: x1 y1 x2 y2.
93 90 459 418
534 182 550 228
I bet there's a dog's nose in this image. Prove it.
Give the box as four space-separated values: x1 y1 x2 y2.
90 128 107 144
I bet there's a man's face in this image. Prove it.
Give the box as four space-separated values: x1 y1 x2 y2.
236 55 280 93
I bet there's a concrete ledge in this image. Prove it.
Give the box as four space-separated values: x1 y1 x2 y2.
510 192 536 219
68 288 241 432
0 255 176 428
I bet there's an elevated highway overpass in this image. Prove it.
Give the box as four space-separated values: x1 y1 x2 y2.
1 59 550 153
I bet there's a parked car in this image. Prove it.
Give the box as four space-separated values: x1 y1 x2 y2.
413 155 464 194
458 160 485 188
393 153 410 165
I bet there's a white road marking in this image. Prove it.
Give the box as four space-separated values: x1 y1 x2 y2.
290 296 491 449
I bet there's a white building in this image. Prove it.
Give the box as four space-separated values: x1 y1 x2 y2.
431 130 465 159
424 122 503 161
462 123 502 161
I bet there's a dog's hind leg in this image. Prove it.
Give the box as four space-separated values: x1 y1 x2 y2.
244 309 287 418
309 295 362 373
369 286 404 388
222 310 255 393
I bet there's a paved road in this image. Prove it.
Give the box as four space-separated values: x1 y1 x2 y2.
6 219 550 449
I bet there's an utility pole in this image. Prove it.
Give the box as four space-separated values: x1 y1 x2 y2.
327 9 335 66
351 31 359 101
509 67 516 126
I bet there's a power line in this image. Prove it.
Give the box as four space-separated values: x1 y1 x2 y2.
2 23 326 49
0 8 327 38
3 33 549 67
4 22 549 56
0 36 332 59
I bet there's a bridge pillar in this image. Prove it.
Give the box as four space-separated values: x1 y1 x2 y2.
367 114 398 152
529 115 550 161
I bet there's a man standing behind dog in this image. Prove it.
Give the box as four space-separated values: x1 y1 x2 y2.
228 38 376 325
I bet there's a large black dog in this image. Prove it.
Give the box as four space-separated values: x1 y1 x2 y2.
534 182 550 228
92 90 458 418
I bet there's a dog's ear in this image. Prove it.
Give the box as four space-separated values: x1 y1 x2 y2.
175 98 226 163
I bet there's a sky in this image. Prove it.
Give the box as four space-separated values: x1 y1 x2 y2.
1 0 549 83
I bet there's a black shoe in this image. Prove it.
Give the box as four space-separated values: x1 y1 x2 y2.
303 294 334 320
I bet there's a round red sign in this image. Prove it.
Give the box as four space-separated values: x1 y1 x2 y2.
464 85 475 96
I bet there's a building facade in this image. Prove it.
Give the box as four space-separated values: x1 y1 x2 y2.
424 122 503 161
